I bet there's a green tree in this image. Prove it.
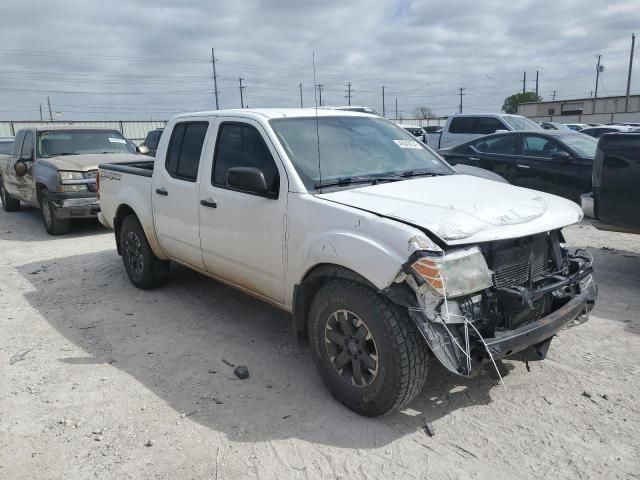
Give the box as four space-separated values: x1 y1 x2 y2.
501 92 542 114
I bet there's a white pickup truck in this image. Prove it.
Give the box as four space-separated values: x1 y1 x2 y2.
98 109 597 416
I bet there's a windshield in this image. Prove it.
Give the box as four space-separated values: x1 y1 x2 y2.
561 134 598 158
503 116 543 131
37 130 135 157
269 116 453 189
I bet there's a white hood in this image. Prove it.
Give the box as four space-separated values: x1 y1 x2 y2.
316 175 583 246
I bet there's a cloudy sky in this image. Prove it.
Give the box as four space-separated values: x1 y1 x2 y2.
0 0 638 121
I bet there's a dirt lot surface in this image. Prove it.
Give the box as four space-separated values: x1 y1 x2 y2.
1 206 639 480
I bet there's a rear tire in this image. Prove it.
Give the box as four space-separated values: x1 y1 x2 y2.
0 177 21 212
120 214 170 289
308 279 429 417
40 189 70 235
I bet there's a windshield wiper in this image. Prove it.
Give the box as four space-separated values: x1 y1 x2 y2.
53 152 77 156
315 176 402 189
397 169 444 178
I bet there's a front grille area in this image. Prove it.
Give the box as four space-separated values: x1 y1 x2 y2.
506 296 549 329
489 234 549 289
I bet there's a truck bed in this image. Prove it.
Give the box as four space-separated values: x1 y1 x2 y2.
99 160 155 177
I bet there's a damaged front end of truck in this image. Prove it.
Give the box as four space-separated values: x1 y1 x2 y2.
389 230 597 377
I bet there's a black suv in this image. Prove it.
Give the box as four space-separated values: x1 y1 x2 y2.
140 128 164 156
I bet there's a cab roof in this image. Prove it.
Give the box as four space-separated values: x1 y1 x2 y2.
172 108 377 121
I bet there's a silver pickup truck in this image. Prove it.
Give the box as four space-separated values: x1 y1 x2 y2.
0 126 142 234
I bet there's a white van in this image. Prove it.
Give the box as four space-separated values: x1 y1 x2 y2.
430 113 542 150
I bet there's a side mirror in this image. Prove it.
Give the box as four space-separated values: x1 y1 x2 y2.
14 161 28 177
551 151 571 161
226 166 272 197
137 145 150 155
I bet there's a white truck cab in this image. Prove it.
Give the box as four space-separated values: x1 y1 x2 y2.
98 109 596 416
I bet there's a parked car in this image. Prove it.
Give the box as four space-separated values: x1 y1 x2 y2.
429 113 542 150
539 122 572 131
565 123 589 131
581 133 640 234
397 123 426 142
439 130 597 204
0 136 14 155
139 128 164 156
422 125 443 134
586 123 602 127
97 109 596 417
580 125 631 138
0 126 143 234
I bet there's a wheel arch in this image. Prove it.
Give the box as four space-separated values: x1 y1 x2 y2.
292 263 385 334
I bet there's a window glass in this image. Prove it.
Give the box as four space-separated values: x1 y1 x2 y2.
477 117 505 135
37 130 135 157
21 131 34 159
165 122 207 181
560 134 597 158
0 142 12 155
12 131 25 156
269 117 452 190
145 130 162 149
522 135 565 157
213 123 279 192
177 123 208 180
502 116 543 130
166 124 185 176
475 135 520 154
448 117 476 134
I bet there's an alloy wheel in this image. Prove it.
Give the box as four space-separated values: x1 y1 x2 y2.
324 309 379 388
124 231 144 275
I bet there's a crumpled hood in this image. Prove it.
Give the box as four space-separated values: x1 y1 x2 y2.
316 174 583 246
41 153 141 171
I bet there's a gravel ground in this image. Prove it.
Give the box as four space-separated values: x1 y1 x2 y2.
1 206 639 480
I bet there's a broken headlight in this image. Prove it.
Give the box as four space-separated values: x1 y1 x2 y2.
412 246 493 298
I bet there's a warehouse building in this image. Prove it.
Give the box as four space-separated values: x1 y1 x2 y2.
518 94 640 124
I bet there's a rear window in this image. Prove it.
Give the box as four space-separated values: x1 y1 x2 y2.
145 130 162 149
448 117 476 134
165 122 208 181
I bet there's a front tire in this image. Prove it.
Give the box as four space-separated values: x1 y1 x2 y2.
120 214 170 289
0 177 21 212
40 189 70 235
308 279 429 416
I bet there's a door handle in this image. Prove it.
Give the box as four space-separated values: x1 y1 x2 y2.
155 188 168 196
200 199 217 208
516 164 531 169
468 156 480 161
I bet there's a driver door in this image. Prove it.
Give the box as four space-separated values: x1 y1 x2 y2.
198 119 287 304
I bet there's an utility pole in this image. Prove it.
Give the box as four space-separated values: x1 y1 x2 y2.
395 97 398 119
522 71 526 94
552 90 557 101
382 86 386 117
46 96 53 121
458 87 466 113
625 34 635 112
211 48 220 110
535 70 539 98
238 77 245 108
299 82 303 108
594 54 602 98
345 82 352 106
39 104 43 121
316 84 324 106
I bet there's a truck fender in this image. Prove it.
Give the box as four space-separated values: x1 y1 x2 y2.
113 202 167 260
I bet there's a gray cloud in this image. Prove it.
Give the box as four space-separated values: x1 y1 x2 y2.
0 0 637 120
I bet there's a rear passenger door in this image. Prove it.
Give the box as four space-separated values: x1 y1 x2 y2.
152 121 210 269
198 119 287 304
468 134 522 182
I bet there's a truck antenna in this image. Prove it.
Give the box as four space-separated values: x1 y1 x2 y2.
313 51 322 186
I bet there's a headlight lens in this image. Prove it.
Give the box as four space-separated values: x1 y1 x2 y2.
412 246 493 297
60 184 88 192
58 171 84 181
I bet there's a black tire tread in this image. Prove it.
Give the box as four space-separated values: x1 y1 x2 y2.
40 190 70 235
0 177 20 212
309 279 428 416
120 214 169 289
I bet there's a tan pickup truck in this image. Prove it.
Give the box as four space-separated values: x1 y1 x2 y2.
0 126 143 234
